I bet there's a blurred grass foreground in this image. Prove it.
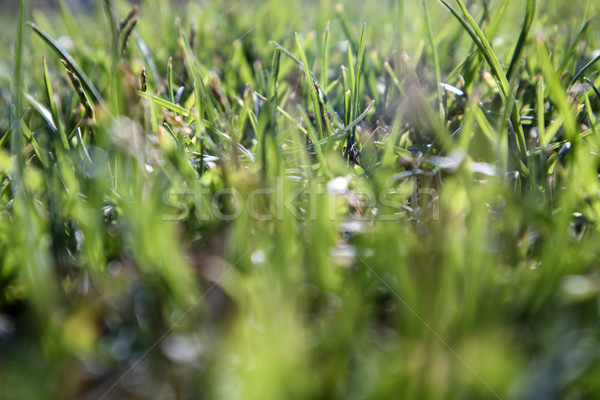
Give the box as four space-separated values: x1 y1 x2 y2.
2 0 600 398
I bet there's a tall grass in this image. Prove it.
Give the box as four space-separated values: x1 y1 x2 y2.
1 0 600 399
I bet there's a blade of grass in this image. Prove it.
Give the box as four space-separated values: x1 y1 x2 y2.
343 88 352 158
439 1 509 99
270 40 341 129
395 0 404 51
506 0 536 80
28 22 105 108
0 127 11 148
321 21 330 91
344 89 351 127
423 0 444 120
57 0 79 42
42 57 69 149
440 0 527 161
536 39 578 141
296 105 329 176
352 23 367 136
384 61 404 95
25 93 56 132
137 91 191 117
11 0 27 185
536 76 545 146
296 33 325 141
267 47 282 138
344 99 375 133
484 0 510 39
136 37 161 90
103 0 119 61
168 57 175 103
179 25 218 126
346 41 356 99
583 93 599 140
270 40 317 82
335 4 358 51
584 77 600 101
63 60 94 120
21 120 49 169
103 0 121 115
570 52 600 86
558 16 594 76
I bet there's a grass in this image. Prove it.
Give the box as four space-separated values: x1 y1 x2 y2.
1 0 600 398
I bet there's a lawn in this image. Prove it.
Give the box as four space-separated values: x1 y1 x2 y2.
2 0 600 398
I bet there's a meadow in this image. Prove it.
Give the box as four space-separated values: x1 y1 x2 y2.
1 0 600 398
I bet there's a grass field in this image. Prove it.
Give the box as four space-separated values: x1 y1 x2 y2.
2 0 600 398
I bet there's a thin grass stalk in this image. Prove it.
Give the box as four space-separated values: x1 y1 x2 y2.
321 21 330 91
557 17 594 76
296 33 325 141
43 57 69 150
507 0 536 80
441 0 528 163
352 23 367 136
103 0 119 60
29 23 105 108
168 57 175 103
570 52 600 86
423 0 444 121
11 0 27 187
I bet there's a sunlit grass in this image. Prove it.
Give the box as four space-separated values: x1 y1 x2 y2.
1 0 600 399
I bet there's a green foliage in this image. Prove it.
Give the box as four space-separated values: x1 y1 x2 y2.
1 0 600 399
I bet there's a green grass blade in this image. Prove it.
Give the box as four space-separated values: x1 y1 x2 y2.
270 40 318 83
168 57 175 103
135 37 161 90
321 21 330 91
25 93 56 132
536 76 545 146
296 105 328 174
352 23 367 135
506 0 536 80
137 91 191 117
296 33 325 141
440 0 509 98
336 4 358 51
179 25 217 124
11 0 27 184
21 120 49 169
344 89 351 127
485 0 510 39
63 60 94 120
423 0 444 120
570 52 600 86
57 0 79 41
42 57 69 149
267 47 282 137
395 0 404 51
583 93 599 139
28 22 105 108
346 41 356 99
440 0 527 161
103 0 119 61
536 40 578 141
558 16 594 76
344 99 374 133
584 77 600 101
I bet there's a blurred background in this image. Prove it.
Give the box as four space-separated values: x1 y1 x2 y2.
1 0 600 399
